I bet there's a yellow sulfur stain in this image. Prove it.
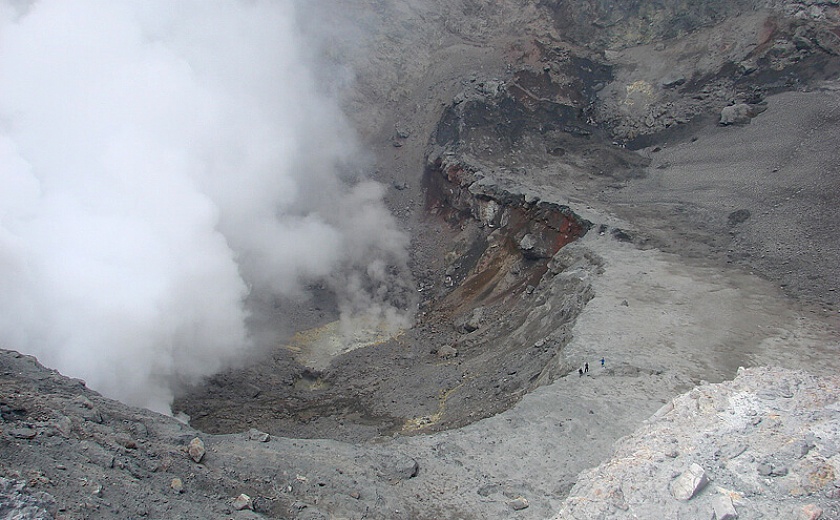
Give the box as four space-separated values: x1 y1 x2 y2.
402 382 465 433
625 80 654 106
284 318 402 371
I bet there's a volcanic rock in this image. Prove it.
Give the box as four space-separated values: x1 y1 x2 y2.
728 209 752 226
454 307 485 333
509 496 529 510
188 437 205 463
0 478 56 520
436 345 458 359
555 368 840 519
712 494 737 520
519 233 552 259
8 427 37 440
670 463 709 501
247 428 270 442
375 452 420 481
232 493 253 510
720 103 767 125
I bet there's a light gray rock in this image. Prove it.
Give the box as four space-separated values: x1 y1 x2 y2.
556 368 840 520
720 104 754 125
454 307 485 333
247 428 270 442
717 443 746 460
394 123 410 139
670 463 709 501
509 496 529 510
712 494 737 520
794 436 816 458
719 103 767 125
188 437 205 463
374 452 419 481
232 493 253 511
437 345 458 359
519 233 551 259
9 427 37 439
478 199 501 226
0 478 56 520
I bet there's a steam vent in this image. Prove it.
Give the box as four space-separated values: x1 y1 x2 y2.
2 1 840 519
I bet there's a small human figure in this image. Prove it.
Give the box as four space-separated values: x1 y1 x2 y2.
584 362 589 373
600 357 605 367
578 367 583 377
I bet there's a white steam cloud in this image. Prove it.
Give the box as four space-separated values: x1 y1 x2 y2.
0 0 413 414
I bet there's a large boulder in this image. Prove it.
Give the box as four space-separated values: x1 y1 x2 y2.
670 463 709 501
454 307 486 333
719 103 767 125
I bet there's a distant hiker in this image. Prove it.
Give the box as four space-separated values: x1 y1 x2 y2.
584 362 589 373
578 368 583 377
600 357 605 367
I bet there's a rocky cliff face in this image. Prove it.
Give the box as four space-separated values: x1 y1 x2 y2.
555 367 840 520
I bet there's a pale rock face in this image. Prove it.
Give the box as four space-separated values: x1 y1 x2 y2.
188 437 206 463
555 367 840 519
170 478 184 494
719 103 768 125
670 462 709 500
712 494 738 520
232 493 253 511
720 103 754 125
479 200 501 227
247 429 271 442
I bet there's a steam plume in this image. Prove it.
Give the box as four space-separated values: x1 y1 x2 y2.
0 0 412 414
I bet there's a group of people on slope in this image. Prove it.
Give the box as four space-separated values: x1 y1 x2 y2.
578 357 605 377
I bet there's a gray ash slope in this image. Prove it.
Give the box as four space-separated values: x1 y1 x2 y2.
4 1 840 519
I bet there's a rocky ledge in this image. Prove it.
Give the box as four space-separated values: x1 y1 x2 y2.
555 366 840 520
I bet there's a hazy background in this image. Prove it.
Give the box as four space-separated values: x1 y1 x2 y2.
0 0 412 414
